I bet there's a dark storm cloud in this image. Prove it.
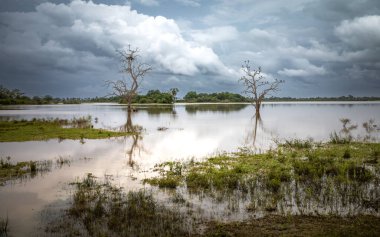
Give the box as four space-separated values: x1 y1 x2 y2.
0 0 379 97
198 0 380 96
0 0 235 97
304 0 380 22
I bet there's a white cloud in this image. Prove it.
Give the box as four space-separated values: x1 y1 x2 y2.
278 59 327 77
335 15 380 49
248 28 285 47
190 26 239 46
0 0 233 77
278 68 324 77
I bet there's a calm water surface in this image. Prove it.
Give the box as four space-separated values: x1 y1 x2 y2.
0 102 379 236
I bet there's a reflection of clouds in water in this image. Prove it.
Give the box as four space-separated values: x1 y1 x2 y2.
0 138 126 162
140 130 219 165
0 103 380 236
2 103 379 165
260 104 380 141
0 191 44 235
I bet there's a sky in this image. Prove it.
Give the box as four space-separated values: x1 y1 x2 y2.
0 0 379 98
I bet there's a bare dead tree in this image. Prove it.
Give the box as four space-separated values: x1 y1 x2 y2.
240 60 284 115
106 45 152 112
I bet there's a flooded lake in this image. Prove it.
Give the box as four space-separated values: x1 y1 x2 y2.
1 102 380 236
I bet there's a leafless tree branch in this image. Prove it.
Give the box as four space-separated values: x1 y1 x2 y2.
239 60 284 115
107 45 152 112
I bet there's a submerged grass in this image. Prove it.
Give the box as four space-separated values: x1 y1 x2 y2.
0 156 52 185
0 117 130 142
0 156 73 185
203 215 380 237
143 141 380 231
0 216 8 236
145 142 380 193
47 174 192 237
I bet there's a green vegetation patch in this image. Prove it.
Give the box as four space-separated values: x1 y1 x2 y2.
145 142 380 193
46 174 191 236
0 117 130 142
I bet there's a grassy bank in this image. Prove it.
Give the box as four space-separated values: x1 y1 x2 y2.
0 117 130 142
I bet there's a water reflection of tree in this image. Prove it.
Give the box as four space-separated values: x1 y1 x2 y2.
132 105 177 119
252 113 261 146
185 104 248 114
245 112 276 150
245 113 262 147
121 111 145 168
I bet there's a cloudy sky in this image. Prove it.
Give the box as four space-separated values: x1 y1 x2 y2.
0 0 379 98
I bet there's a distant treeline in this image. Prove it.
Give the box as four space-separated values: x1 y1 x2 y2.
0 85 117 105
1 85 379 105
0 86 174 105
180 91 380 103
264 95 380 102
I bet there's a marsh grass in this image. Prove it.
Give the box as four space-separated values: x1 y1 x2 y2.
145 142 380 215
0 216 8 236
330 131 353 144
0 156 71 185
0 157 53 185
146 142 380 190
203 215 380 237
330 118 380 144
69 116 92 129
56 156 71 168
47 174 193 236
0 117 130 142
282 138 314 149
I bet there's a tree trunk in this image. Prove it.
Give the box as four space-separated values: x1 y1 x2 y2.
252 114 258 145
126 110 133 132
255 101 261 115
126 96 132 113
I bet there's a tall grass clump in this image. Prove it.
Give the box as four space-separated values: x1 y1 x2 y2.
60 174 191 237
283 138 314 149
329 131 353 144
0 157 52 184
363 119 380 141
0 215 8 236
70 116 92 129
330 118 380 144
329 118 357 144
